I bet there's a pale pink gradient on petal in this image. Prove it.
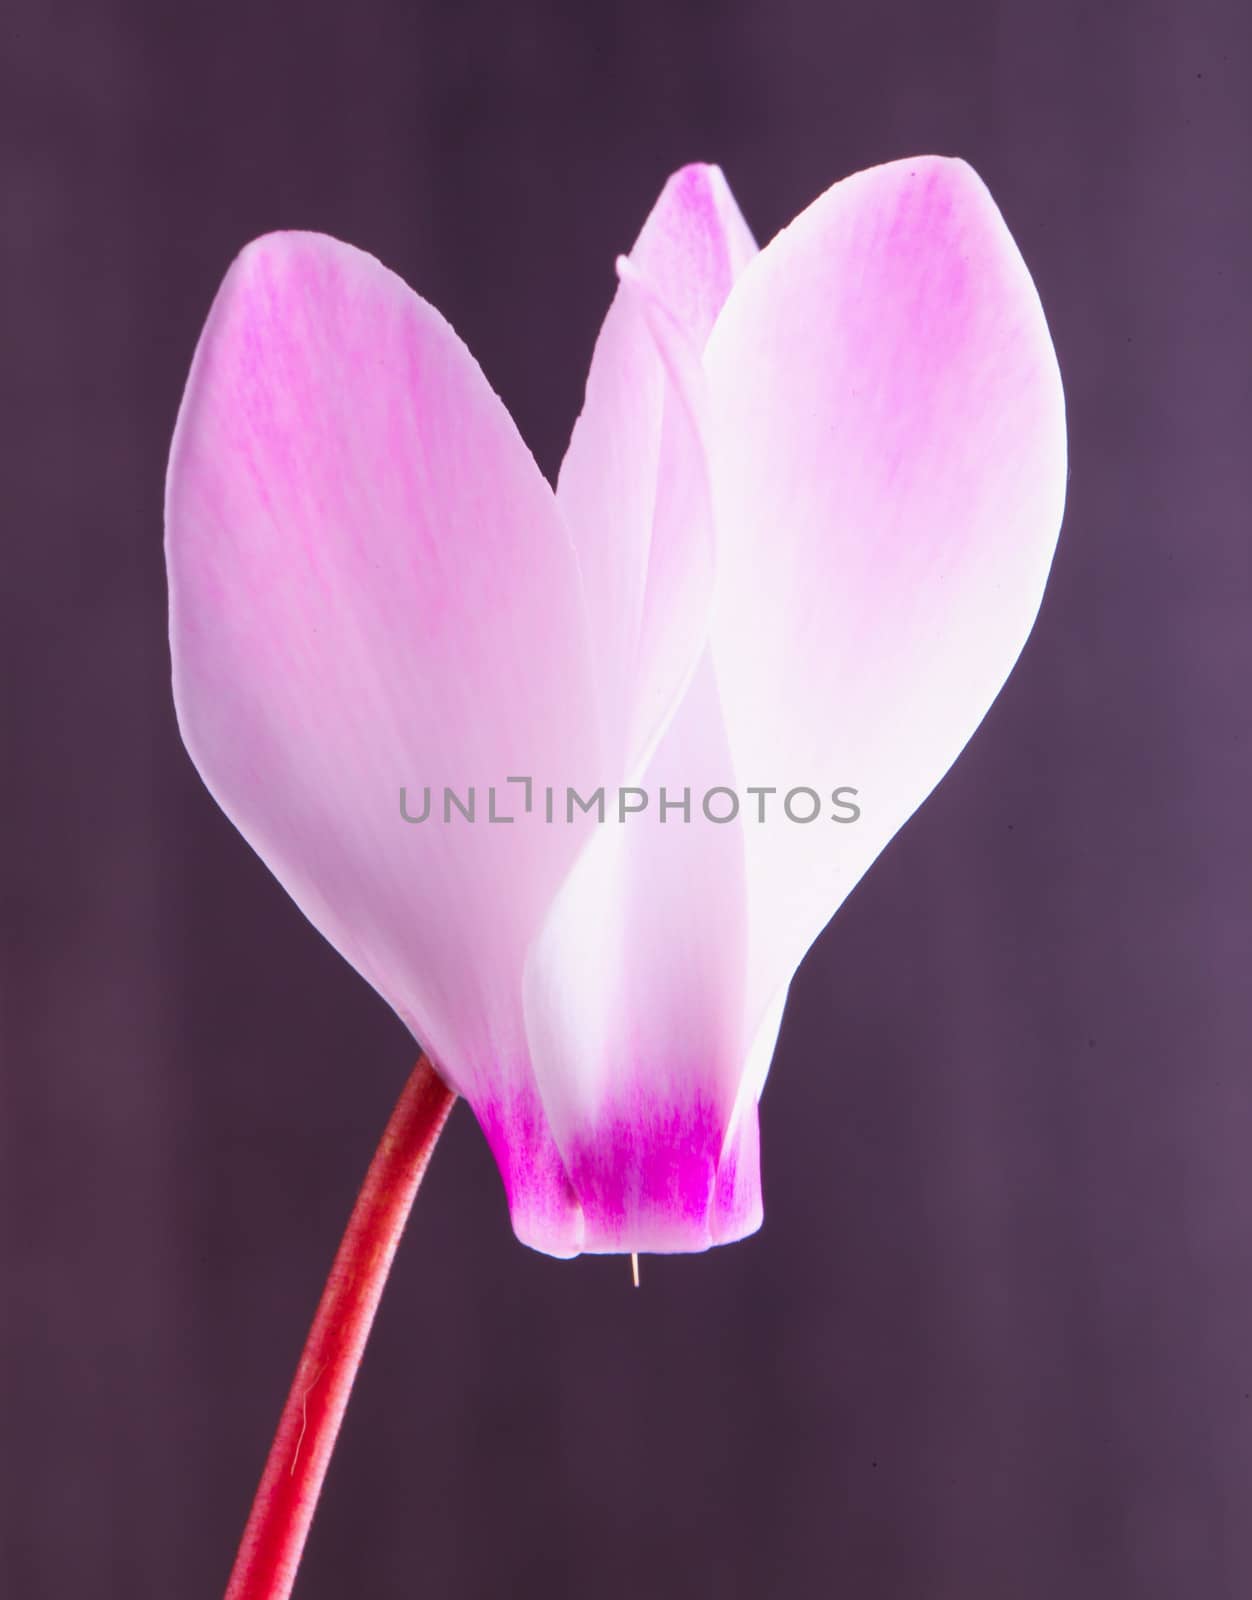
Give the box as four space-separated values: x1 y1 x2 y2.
557 163 757 775
166 232 599 1256
522 656 753 1253
704 156 1068 1056
628 162 759 348
511 165 763 1253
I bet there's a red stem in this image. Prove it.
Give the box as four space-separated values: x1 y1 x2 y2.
224 1056 456 1600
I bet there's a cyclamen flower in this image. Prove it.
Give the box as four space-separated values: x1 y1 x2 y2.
166 157 1066 1259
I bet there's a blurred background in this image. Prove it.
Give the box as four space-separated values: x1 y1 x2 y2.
3 1 1250 1595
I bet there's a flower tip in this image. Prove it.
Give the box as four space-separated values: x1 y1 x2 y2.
225 228 311 281
896 152 990 204
669 158 722 185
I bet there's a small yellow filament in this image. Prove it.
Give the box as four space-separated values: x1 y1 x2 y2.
631 1252 640 1288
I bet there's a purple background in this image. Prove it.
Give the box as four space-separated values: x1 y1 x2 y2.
3 1 1250 1595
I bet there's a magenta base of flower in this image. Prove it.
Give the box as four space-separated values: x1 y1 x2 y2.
475 1084 763 1258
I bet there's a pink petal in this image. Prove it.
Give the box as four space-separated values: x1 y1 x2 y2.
166 232 601 1254
501 167 762 1254
628 163 759 348
704 157 1068 1046
521 655 757 1253
556 164 757 774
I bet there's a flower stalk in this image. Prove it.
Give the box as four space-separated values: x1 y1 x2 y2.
223 1056 455 1600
